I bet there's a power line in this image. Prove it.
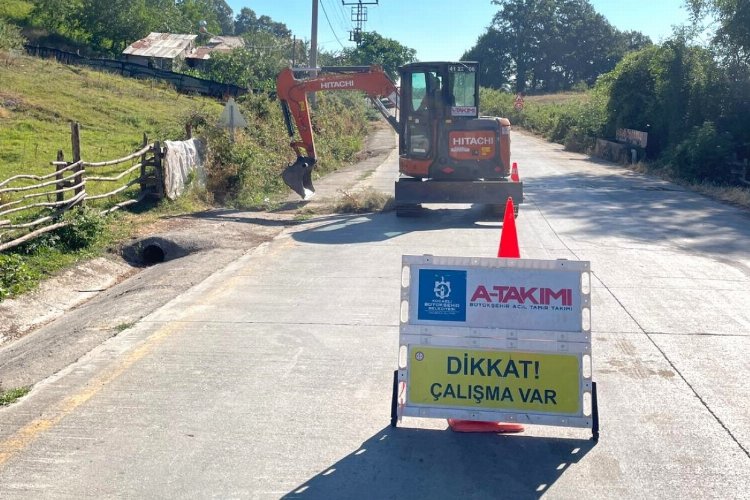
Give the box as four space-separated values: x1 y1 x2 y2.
319 0 347 50
331 0 351 31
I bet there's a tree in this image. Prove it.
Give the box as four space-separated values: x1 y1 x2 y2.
340 32 416 80
234 7 257 35
30 0 80 34
77 0 150 52
234 8 291 38
462 29 513 90
470 0 651 92
199 30 292 89
687 0 750 64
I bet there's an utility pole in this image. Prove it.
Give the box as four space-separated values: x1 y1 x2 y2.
342 0 378 47
310 0 319 106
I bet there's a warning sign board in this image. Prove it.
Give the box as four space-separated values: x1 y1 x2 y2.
408 347 581 415
395 255 596 432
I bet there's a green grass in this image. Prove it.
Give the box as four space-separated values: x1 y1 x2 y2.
0 55 223 178
0 386 30 406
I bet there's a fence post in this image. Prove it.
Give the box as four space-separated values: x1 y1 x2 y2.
56 150 65 203
140 133 148 195
153 141 164 199
70 121 84 206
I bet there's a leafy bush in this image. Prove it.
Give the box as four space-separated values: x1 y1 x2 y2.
0 253 38 300
56 207 105 250
0 18 26 51
198 91 370 208
599 40 725 158
667 122 733 181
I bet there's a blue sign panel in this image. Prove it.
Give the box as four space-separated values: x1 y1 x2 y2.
417 269 467 322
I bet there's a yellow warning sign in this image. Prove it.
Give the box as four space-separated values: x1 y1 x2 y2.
408 347 580 414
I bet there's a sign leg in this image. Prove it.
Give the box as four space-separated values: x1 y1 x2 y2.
390 370 399 428
591 381 600 442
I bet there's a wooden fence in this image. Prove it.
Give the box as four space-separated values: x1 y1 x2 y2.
0 122 164 252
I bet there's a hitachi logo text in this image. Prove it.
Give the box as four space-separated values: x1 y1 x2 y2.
451 136 494 146
320 80 355 89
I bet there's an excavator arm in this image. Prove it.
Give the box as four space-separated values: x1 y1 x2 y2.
276 66 400 199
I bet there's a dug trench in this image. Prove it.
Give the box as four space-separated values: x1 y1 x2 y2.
0 123 398 394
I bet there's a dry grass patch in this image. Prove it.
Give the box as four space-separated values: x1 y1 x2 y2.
333 187 394 213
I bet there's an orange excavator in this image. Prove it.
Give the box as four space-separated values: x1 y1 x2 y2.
276 62 522 216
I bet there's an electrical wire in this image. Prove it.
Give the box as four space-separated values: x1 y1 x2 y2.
319 0 347 50
331 0 351 31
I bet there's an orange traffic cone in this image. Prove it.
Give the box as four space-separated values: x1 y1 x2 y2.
497 197 520 258
448 197 524 434
510 162 520 182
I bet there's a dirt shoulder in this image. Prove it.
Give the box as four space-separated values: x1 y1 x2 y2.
0 123 397 392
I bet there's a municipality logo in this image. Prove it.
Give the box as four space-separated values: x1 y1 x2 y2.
433 277 451 299
418 269 467 322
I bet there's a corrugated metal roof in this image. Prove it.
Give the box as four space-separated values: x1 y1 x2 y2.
208 36 245 49
123 33 197 59
186 36 245 61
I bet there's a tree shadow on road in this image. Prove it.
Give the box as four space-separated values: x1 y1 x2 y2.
284 426 595 500
527 170 750 261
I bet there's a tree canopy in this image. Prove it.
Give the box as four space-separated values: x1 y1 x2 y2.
339 32 416 80
464 0 652 92
687 0 750 66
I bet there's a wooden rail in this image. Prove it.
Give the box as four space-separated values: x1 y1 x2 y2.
0 123 164 252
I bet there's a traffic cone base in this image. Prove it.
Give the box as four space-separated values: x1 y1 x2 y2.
498 197 520 258
448 419 525 433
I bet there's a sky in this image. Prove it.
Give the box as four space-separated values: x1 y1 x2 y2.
226 1 692 62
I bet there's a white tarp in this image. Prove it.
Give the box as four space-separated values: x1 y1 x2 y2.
163 138 206 200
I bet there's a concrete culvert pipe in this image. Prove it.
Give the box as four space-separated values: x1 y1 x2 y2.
122 233 215 266
141 244 166 265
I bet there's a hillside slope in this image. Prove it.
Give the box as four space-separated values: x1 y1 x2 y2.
0 54 222 177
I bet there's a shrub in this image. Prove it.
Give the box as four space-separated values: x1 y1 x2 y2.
199 91 370 208
56 207 105 250
667 122 733 181
0 253 37 300
0 18 26 51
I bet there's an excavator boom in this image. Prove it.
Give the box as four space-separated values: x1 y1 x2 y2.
276 66 399 199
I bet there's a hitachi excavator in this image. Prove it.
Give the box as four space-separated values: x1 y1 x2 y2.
276 61 522 216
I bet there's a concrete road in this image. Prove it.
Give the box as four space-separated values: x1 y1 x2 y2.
1 131 749 499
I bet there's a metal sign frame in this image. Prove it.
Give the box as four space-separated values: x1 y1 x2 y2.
392 255 599 439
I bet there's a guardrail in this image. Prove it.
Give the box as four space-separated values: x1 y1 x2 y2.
0 122 164 252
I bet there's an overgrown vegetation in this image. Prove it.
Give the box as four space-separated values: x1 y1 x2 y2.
482 29 748 188
195 91 371 208
0 16 26 50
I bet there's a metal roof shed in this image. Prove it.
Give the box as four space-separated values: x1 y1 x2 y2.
123 33 198 71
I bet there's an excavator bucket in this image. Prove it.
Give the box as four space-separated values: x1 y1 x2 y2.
282 157 316 200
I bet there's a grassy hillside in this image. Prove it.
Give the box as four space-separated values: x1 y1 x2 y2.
0 54 222 176
0 52 372 301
